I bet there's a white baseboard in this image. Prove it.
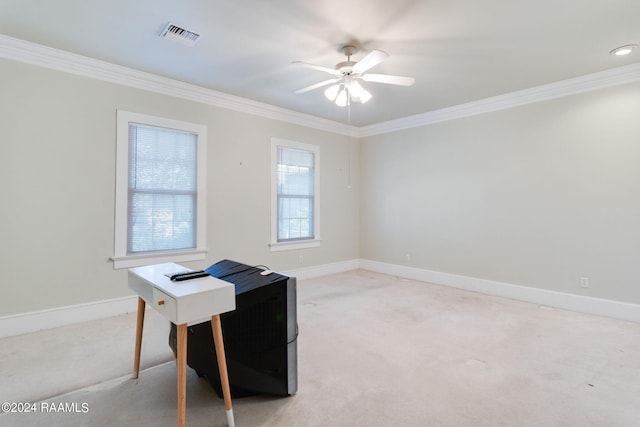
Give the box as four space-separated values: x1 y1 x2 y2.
360 259 640 324
0 296 139 339
0 260 360 339
2 258 637 338
283 259 361 280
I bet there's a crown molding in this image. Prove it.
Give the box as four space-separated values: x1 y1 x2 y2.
2 34 638 139
359 61 640 137
0 34 358 137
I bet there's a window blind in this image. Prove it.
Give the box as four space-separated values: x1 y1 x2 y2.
127 123 198 254
277 146 315 241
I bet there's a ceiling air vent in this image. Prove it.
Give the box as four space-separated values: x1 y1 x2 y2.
160 23 200 47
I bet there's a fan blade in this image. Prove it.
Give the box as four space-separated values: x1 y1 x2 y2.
362 73 415 86
352 49 389 73
295 78 340 94
292 61 342 76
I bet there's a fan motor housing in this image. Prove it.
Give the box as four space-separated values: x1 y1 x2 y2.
336 60 356 75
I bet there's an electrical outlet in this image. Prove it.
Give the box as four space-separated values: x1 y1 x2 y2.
298 255 304 264
405 253 411 263
580 277 589 288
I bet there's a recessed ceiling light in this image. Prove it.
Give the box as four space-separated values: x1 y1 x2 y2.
609 44 638 56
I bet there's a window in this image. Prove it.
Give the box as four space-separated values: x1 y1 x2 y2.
113 111 207 268
270 138 320 251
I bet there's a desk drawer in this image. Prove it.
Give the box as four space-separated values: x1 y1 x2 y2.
153 288 177 321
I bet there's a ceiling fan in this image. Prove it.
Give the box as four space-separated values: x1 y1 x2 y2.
294 44 415 107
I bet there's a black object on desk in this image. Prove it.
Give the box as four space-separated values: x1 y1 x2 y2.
169 259 298 398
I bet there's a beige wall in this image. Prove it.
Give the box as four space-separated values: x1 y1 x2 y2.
361 82 640 304
0 58 360 316
2 54 638 319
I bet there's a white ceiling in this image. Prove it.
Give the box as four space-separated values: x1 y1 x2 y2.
1 0 639 127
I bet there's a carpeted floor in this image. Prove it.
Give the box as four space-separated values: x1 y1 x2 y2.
1 270 639 426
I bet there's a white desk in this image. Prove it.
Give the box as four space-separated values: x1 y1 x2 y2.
128 263 236 427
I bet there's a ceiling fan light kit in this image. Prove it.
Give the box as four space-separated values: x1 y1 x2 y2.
324 79 372 106
294 44 415 107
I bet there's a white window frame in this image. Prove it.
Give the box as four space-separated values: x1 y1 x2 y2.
270 138 321 251
112 110 207 269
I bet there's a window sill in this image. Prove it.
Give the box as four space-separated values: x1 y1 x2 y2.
111 249 207 269
269 239 321 252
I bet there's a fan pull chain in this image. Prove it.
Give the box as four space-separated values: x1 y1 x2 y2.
347 92 351 125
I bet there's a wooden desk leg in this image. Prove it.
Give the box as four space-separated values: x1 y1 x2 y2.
133 297 146 379
211 315 234 427
176 323 188 427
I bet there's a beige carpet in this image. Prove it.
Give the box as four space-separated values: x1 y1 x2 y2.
1 270 639 426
